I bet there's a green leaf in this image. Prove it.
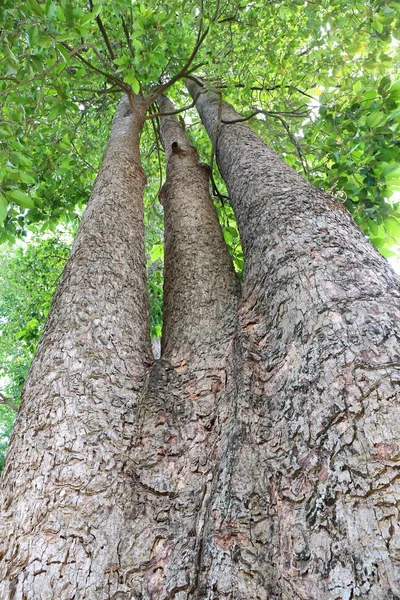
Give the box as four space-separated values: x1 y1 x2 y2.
45 1 57 19
55 5 65 21
4 46 18 64
370 237 386 249
384 217 400 238
19 172 35 184
378 75 391 96
390 79 400 93
27 0 44 16
123 73 140 94
57 44 71 63
113 56 129 67
0 195 8 226
37 32 53 47
7 190 35 209
383 165 400 180
10 152 32 168
56 30 79 42
150 244 163 262
380 248 396 258
0 127 12 138
366 111 388 128
223 230 233 244
81 11 97 25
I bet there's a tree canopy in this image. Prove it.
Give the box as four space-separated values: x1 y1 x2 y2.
1 0 400 247
1 0 400 465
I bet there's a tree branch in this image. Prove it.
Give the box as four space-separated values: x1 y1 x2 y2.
145 99 197 120
148 25 209 102
206 81 317 101
45 32 127 92
121 14 135 58
0 393 18 413
220 106 309 124
89 0 115 61
62 44 125 90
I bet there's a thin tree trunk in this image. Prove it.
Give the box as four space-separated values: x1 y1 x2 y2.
158 94 239 362
0 96 153 599
188 79 400 599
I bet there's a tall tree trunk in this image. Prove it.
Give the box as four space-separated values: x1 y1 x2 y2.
188 79 400 599
158 94 239 362
0 96 153 599
118 96 241 598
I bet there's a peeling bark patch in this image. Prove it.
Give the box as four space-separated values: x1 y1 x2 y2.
213 532 246 550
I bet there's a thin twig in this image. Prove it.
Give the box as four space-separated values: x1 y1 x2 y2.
274 114 309 176
121 14 135 58
148 26 210 102
145 99 197 120
149 109 164 196
213 82 317 101
221 106 309 124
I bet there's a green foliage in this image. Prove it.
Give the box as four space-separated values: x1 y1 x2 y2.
0 235 71 392
0 234 71 469
302 76 400 256
2 0 399 245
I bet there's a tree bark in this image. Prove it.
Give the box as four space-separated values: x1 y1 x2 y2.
114 96 242 598
0 95 153 599
158 94 239 362
188 79 400 599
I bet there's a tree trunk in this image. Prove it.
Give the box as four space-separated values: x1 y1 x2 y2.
187 79 400 599
0 95 153 599
2 81 400 600
0 92 244 599
158 94 239 362
116 96 241 598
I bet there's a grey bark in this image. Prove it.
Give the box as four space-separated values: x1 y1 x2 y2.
0 93 243 600
113 97 241 598
2 80 400 600
187 79 400 599
158 94 239 362
0 96 153 599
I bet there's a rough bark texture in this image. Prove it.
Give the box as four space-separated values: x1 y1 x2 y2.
158 94 240 361
0 93 243 599
0 96 153 599
2 80 400 600
113 96 242 598
187 79 400 599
